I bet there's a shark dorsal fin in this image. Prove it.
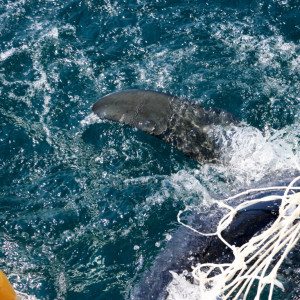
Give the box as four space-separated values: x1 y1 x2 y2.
92 89 238 162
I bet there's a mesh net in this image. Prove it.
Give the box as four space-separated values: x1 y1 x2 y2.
170 176 300 300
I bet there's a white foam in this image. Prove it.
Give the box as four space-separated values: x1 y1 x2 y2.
47 27 59 39
80 113 105 127
103 0 119 16
220 124 300 182
0 48 16 61
40 95 52 143
17 291 38 300
0 45 28 62
166 272 209 300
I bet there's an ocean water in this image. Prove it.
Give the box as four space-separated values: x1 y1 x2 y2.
0 0 300 299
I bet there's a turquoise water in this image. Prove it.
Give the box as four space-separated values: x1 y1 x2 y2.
0 0 300 299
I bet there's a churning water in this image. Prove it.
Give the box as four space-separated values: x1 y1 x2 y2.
0 0 300 299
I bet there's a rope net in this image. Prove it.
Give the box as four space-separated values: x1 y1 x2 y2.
172 176 300 300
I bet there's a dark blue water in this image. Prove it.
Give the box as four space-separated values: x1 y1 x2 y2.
0 0 300 299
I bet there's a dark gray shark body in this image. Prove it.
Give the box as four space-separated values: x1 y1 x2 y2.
92 90 298 299
92 89 237 163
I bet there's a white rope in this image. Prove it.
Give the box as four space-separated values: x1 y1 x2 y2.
176 176 300 300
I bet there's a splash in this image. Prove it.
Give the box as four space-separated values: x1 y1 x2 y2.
212 124 300 183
